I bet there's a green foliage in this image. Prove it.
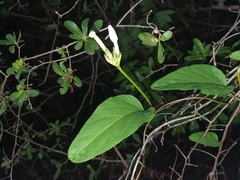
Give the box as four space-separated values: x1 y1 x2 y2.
189 132 221 147
0 31 24 54
52 62 82 95
230 50 240 60
87 165 100 180
68 95 155 163
1 1 240 179
185 38 211 61
9 78 39 107
151 64 234 95
138 30 173 64
64 19 102 55
50 159 62 180
6 58 27 79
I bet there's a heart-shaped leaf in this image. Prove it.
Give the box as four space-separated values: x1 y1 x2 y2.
68 95 155 163
189 131 221 147
151 64 234 95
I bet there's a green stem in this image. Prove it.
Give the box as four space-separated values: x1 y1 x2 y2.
117 66 152 106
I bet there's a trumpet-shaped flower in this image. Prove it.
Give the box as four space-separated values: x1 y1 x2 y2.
89 31 107 52
88 26 121 67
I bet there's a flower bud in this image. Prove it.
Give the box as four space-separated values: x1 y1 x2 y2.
108 25 120 55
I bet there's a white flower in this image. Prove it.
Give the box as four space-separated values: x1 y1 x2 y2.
89 27 121 67
108 25 120 55
89 31 107 52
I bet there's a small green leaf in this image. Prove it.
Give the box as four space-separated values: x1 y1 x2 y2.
157 42 165 64
151 64 234 95
68 95 155 163
50 159 60 166
184 54 203 61
57 77 64 84
84 38 99 55
91 19 103 32
6 67 17 75
232 40 240 48
204 44 211 54
9 92 20 101
52 62 65 76
148 57 154 69
6 33 15 43
64 20 83 37
74 41 83 50
171 125 185 136
138 32 159 47
27 89 39 97
44 22 57 31
73 76 82 87
59 61 67 73
69 33 82 41
160 31 172 42
132 133 141 144
189 121 199 132
59 81 69 95
193 38 204 53
54 167 61 180
216 46 231 55
8 45 15 54
0 40 11 45
230 50 240 60
189 132 221 147
81 18 89 36
0 102 7 115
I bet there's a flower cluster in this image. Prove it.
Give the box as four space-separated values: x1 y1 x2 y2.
89 25 121 67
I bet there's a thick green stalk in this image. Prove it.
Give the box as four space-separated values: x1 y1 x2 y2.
117 66 152 106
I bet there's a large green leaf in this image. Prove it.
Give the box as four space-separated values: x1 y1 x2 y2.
151 64 234 95
68 95 155 163
189 131 221 147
